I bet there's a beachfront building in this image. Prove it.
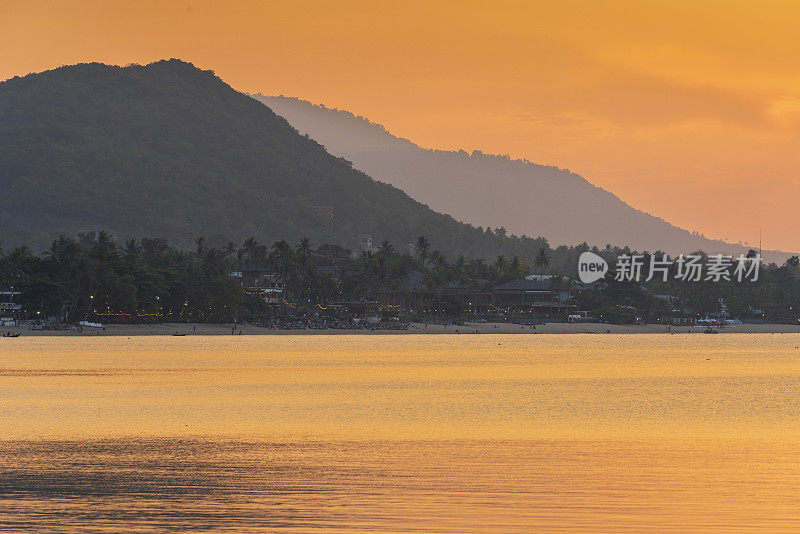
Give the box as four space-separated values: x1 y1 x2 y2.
490 278 575 321
0 290 23 325
436 278 576 321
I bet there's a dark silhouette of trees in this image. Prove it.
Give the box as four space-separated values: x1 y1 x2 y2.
1 230 797 325
415 236 430 265
533 247 551 276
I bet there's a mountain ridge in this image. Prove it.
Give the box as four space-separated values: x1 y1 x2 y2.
254 95 788 260
0 59 552 261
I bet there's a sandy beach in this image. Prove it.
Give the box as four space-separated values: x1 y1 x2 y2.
3 321 800 336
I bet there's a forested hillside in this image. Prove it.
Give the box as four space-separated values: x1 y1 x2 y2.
0 60 546 259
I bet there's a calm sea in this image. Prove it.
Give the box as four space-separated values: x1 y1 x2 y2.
2 334 800 532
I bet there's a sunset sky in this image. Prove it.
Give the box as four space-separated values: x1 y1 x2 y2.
3 0 798 251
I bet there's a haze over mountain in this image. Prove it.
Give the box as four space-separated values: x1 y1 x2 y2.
0 59 555 260
255 96 788 260
1 59 790 266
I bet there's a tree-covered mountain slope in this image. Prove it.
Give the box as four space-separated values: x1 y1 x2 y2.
0 60 544 258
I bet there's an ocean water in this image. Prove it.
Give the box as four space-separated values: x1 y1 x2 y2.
2 334 800 532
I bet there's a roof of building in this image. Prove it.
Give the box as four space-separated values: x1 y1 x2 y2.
493 279 552 291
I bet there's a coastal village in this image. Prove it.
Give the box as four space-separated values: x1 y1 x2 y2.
1 232 798 334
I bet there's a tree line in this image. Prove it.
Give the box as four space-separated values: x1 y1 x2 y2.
1 231 798 324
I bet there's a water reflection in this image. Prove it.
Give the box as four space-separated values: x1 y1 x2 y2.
3 439 800 532
3 334 800 531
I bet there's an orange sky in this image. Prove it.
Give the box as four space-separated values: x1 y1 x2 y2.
3 0 799 251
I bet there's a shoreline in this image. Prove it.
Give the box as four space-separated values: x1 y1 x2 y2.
3 322 800 336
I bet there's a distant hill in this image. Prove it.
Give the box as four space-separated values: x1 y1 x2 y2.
0 60 549 258
255 95 790 261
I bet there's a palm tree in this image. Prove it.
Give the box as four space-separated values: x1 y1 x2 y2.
296 237 314 286
241 237 260 264
317 244 350 266
415 236 430 266
194 236 206 257
533 247 550 276
96 230 114 254
271 240 294 288
139 237 169 270
224 241 237 260
455 255 467 284
494 255 507 280
509 256 528 279
123 238 140 261
468 258 487 280
429 250 446 269
298 237 312 257
43 236 84 319
378 240 394 254
201 247 227 278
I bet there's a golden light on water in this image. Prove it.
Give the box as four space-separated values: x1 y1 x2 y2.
3 334 800 531
6 334 800 440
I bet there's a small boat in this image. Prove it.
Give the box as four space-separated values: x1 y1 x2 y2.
172 332 187 336
2 332 21 338
703 327 718 334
